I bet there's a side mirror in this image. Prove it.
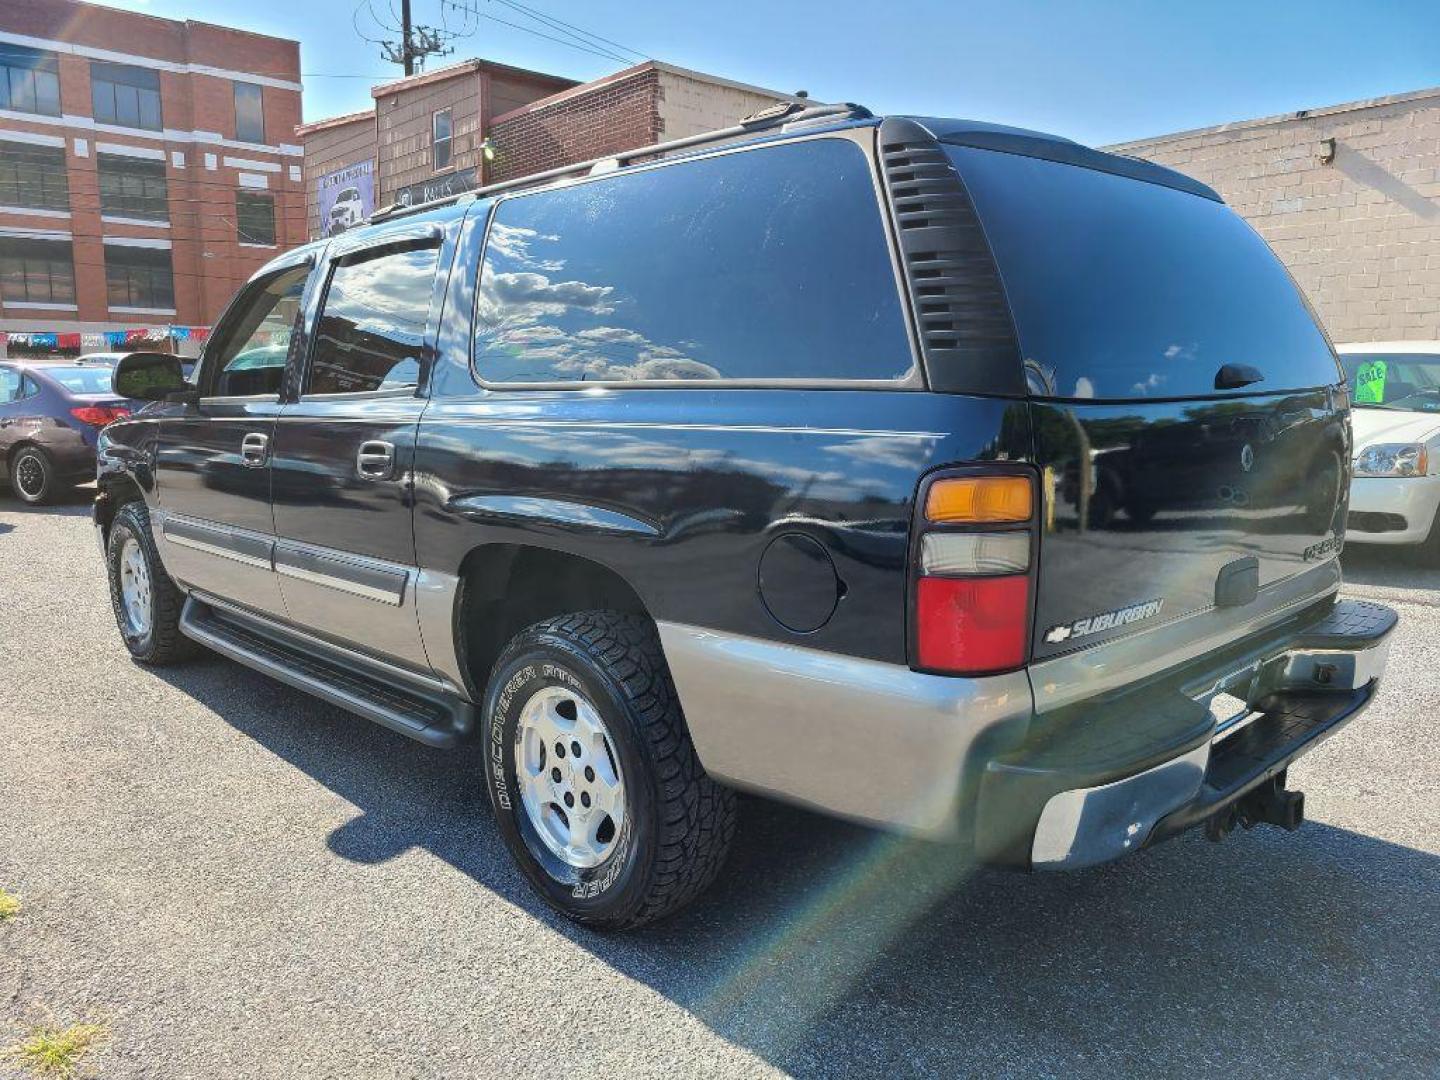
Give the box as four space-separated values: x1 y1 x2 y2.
114 352 189 402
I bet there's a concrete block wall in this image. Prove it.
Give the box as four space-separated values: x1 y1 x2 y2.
655 68 791 140
1108 89 1440 344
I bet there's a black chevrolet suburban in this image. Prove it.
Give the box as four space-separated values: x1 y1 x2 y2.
94 103 1397 928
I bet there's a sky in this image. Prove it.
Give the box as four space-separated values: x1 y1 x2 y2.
85 0 1440 145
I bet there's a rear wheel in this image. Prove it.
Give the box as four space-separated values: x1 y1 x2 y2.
106 501 196 665
482 611 736 929
9 446 56 505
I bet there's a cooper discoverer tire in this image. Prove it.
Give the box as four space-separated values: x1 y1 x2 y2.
106 500 196 665
482 611 736 929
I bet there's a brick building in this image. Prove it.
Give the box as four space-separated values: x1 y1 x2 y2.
0 0 304 355
1109 87 1440 345
300 59 796 240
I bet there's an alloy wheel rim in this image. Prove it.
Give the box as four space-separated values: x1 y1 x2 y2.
118 537 153 636
15 454 44 498
513 685 626 870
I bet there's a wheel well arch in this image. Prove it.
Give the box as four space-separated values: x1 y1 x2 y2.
457 543 651 697
95 471 146 540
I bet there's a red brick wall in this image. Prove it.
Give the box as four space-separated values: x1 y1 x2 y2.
0 0 305 333
487 69 662 183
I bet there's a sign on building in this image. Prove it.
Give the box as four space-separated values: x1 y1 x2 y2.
394 167 478 209
317 160 375 237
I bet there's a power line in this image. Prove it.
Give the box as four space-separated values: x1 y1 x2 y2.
488 0 648 61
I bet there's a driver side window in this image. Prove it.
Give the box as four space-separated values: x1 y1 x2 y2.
202 264 310 399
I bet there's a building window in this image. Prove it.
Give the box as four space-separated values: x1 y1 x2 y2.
234 82 265 144
97 154 169 222
0 45 61 117
433 109 452 171
236 192 276 245
0 237 76 305
105 245 174 310
0 141 69 212
90 62 162 131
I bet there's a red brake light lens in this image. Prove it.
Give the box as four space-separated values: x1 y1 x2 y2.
915 575 1030 673
70 406 130 426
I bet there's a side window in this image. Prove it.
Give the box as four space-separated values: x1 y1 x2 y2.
433 109 452 171
305 244 439 395
473 137 914 385
0 367 20 404
203 265 310 398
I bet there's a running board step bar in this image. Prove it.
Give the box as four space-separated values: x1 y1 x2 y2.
179 595 473 748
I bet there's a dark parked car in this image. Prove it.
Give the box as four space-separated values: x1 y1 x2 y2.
0 361 133 504
94 103 1396 928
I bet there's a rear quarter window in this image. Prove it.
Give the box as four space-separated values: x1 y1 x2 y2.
947 145 1341 400
473 137 914 385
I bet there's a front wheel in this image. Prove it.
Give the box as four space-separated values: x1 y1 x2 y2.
483 611 736 929
106 501 196 665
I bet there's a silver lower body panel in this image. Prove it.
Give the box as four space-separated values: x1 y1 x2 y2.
656 622 1033 837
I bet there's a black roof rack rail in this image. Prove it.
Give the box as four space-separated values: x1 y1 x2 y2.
369 101 873 224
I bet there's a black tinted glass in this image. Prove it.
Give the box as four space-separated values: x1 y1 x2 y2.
474 138 912 384
947 145 1340 400
307 245 438 394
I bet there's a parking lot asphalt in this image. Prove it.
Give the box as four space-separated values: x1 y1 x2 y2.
1 493 1437 1079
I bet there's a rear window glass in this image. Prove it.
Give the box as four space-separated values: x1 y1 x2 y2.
473 138 913 384
1338 353 1440 412
40 366 115 393
947 145 1340 400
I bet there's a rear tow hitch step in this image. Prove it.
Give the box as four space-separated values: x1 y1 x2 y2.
1204 772 1305 842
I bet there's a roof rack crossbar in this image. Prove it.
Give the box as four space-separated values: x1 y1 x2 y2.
369 101 872 224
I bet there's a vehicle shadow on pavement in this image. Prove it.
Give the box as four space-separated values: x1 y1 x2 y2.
152 656 1439 1078
1342 545 1440 593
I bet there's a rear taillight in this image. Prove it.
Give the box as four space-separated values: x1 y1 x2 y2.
912 470 1036 675
70 406 130 427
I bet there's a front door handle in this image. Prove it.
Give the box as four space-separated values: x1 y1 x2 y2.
240 432 269 468
356 440 396 480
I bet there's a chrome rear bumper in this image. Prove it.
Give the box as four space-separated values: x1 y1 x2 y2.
1026 600 1396 869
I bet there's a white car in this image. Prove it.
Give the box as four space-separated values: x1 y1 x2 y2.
327 186 366 235
1337 341 1440 558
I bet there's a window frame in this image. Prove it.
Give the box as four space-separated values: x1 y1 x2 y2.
96 152 169 223
0 236 76 306
0 140 70 212
466 129 922 392
90 62 162 131
235 191 276 246
432 108 453 173
103 244 175 311
197 257 316 403
0 46 61 118
298 226 445 400
233 81 265 144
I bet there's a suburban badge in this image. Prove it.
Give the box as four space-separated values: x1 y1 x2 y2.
1044 598 1165 644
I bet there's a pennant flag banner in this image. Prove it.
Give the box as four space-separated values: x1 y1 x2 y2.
3 325 211 352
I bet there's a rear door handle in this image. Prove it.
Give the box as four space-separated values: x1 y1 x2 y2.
356 440 396 480
240 432 269 467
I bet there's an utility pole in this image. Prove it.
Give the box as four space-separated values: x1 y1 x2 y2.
400 0 414 76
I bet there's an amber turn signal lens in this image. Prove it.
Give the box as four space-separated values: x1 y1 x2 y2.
925 475 1032 524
